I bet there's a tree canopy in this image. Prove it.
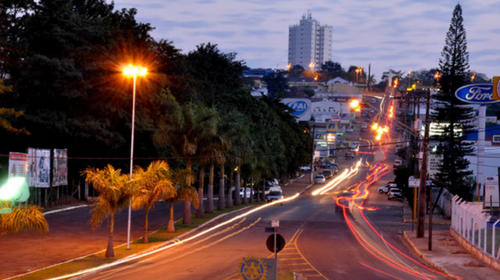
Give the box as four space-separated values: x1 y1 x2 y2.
431 3 475 199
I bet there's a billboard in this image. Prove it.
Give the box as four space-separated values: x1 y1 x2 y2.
455 83 500 104
8 152 28 178
282 98 311 121
27 148 51 188
52 149 68 186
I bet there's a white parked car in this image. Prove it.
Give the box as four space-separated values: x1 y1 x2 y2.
239 187 254 199
388 190 404 201
378 183 397 194
230 187 254 199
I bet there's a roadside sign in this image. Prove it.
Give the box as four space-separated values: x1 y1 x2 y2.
408 176 419 188
265 227 275 232
408 176 431 187
266 234 285 253
272 220 279 227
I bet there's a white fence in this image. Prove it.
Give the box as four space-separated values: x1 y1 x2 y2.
451 195 500 260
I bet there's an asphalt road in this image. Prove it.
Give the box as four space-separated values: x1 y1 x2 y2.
74 157 449 280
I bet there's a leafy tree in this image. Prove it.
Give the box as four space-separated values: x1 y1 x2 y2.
0 204 48 234
303 87 315 98
82 164 130 257
431 3 475 199
132 160 175 243
181 42 247 106
288 64 304 78
1 0 158 163
0 79 29 135
261 70 289 98
321 61 344 79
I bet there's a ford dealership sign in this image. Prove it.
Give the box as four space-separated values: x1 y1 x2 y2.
455 83 500 104
282 98 311 121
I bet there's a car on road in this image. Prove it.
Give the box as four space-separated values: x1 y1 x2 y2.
322 169 333 179
300 165 311 172
265 186 283 202
314 175 326 184
331 165 339 174
345 152 354 159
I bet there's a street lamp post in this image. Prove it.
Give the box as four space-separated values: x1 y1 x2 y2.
123 65 147 249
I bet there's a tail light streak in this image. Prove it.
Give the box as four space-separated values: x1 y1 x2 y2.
333 161 458 279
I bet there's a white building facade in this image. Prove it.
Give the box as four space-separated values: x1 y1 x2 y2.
288 11 332 71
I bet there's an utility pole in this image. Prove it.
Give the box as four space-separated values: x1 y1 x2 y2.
310 124 316 184
417 90 431 240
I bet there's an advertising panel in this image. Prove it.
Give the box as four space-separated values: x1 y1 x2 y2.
455 83 500 104
282 98 311 121
8 152 28 178
52 149 68 186
27 148 51 188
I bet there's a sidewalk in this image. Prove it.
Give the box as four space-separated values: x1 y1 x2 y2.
401 203 500 279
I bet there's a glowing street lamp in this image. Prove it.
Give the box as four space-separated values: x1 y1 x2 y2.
355 67 362 83
122 65 147 249
308 62 316 72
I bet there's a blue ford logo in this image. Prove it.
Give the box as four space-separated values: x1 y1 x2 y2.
287 101 308 116
455 83 500 104
486 177 495 180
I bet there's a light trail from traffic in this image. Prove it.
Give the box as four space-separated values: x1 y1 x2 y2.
48 193 300 280
331 159 459 279
312 160 362 196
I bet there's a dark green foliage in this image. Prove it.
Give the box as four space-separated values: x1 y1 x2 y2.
320 61 344 80
261 70 289 98
431 4 475 199
181 42 247 105
288 65 304 78
0 0 312 193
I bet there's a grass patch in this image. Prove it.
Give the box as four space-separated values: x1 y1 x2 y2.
14 202 263 280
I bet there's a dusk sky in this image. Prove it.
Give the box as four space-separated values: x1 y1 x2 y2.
112 0 498 82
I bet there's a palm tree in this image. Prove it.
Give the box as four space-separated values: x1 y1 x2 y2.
198 133 229 214
166 169 199 230
81 164 130 257
218 111 253 206
131 161 176 243
0 204 48 234
218 164 226 210
154 101 214 224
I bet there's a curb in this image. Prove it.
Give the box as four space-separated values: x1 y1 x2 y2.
402 231 460 280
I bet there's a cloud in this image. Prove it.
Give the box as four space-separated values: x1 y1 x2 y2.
113 0 500 79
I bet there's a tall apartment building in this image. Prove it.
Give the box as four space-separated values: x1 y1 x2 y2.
288 11 332 71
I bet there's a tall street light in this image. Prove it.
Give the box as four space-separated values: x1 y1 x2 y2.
123 65 147 249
